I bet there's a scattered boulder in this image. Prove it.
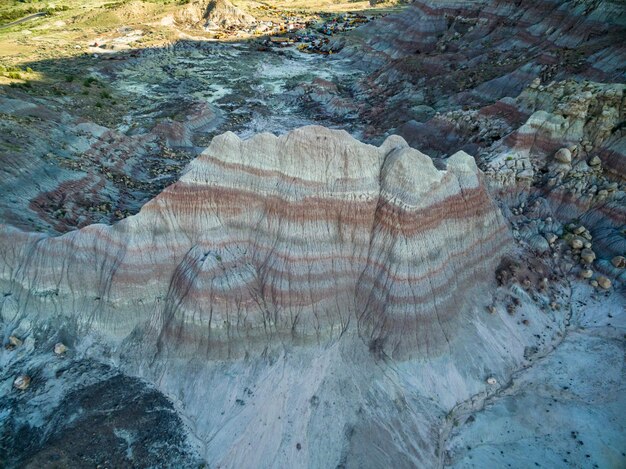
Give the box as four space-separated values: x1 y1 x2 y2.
597 276 612 289
580 249 596 264
54 342 68 355
486 377 497 385
569 237 584 249
554 147 572 164
529 234 550 253
13 375 31 390
9 336 23 347
580 269 593 279
611 255 625 268
588 156 601 166
544 232 558 244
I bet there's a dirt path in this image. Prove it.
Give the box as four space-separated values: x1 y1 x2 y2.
0 12 47 30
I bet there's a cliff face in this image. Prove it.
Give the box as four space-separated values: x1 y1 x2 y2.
0 126 510 361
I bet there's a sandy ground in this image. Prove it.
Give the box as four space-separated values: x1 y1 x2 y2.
445 285 625 468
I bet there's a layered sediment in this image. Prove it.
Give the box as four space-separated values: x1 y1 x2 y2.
0 126 510 360
322 0 626 138
2 1 624 465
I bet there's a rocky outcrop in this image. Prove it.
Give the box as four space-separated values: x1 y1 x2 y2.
475 81 626 276
0 126 511 360
204 0 256 30
175 0 256 29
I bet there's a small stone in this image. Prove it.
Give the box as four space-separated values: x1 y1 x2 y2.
597 189 608 198
611 256 626 269
590 280 599 287
554 148 572 164
580 269 593 279
569 237 584 249
606 182 618 192
9 336 23 347
580 249 596 264
588 156 601 166
54 343 68 355
597 276 611 289
529 234 550 253
544 232 558 244
487 305 496 314
13 375 31 390
583 241 592 249
573 225 586 235
486 377 497 385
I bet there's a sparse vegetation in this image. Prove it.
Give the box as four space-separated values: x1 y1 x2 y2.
83 77 99 87
0 65 32 81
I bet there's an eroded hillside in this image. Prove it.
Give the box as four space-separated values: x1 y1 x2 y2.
0 1 624 467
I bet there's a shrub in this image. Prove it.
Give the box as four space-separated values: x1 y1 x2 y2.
83 77 98 87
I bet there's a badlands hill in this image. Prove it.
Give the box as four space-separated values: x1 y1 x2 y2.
0 127 510 360
0 0 624 467
175 0 257 29
0 127 550 468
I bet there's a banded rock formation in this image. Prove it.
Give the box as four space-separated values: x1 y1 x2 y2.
0 94 221 234
316 0 626 139
0 126 510 360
